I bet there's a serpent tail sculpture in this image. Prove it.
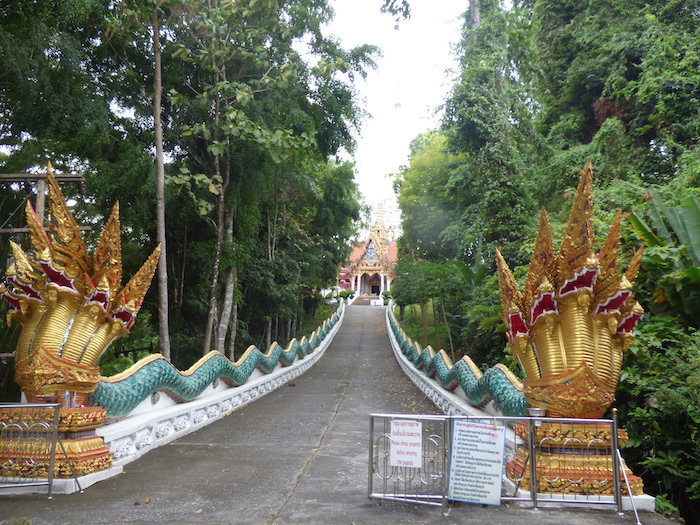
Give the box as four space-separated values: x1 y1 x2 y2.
90 309 342 418
387 308 528 417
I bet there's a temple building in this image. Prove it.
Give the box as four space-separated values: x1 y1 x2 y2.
339 203 398 296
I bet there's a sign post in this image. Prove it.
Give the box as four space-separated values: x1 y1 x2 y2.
447 419 506 505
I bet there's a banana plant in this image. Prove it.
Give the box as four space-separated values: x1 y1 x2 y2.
630 191 700 327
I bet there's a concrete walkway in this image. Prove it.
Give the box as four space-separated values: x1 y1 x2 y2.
1 305 674 525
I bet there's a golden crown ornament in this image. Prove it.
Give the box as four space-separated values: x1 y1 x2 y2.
496 159 643 418
1 165 160 404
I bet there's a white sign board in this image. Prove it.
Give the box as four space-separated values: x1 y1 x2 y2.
389 419 422 468
448 419 506 505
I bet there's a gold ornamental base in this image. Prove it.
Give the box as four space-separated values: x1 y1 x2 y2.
0 436 113 478
0 406 113 479
0 405 107 432
513 421 629 448
507 422 644 496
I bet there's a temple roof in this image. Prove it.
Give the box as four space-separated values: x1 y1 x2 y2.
347 241 397 264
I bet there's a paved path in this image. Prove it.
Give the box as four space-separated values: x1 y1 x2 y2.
1 305 674 525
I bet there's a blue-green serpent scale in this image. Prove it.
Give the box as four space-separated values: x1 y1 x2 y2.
388 306 527 417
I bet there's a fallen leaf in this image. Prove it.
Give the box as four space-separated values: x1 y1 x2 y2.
221 469 230 472
194 509 203 514
143 498 151 504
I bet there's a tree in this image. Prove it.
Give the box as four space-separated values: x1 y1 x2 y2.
395 132 459 260
442 0 535 263
107 0 173 360
167 0 375 355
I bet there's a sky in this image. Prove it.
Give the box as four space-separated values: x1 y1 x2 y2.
326 0 465 205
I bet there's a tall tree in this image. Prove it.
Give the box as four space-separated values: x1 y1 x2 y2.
107 0 173 360
151 6 171 360
395 132 459 260
168 0 374 355
442 0 535 263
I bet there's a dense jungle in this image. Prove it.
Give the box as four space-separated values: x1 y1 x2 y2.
1 0 699 522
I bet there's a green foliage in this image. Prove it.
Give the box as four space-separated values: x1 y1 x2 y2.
441 1 537 263
395 132 459 259
390 249 499 363
393 2 700 520
616 316 700 521
631 191 700 327
295 302 333 340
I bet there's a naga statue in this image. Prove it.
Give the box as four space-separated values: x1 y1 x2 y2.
498 159 644 495
496 159 643 419
0 165 160 476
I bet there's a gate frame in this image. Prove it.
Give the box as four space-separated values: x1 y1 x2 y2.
369 412 640 518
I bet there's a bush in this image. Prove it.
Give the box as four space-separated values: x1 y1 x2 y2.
615 315 700 521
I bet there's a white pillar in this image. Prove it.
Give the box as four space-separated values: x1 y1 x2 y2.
380 274 385 294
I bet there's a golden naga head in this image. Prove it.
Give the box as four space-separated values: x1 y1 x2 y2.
496 160 643 418
0 165 160 403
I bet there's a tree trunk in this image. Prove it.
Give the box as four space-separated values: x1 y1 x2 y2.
431 296 441 350
420 300 429 347
215 207 236 352
470 0 480 35
441 295 455 362
216 267 236 352
264 318 272 350
226 270 238 361
201 157 225 354
202 61 227 354
152 9 171 361
175 225 187 320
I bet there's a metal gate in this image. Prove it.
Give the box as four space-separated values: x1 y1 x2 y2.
369 413 641 517
368 414 449 507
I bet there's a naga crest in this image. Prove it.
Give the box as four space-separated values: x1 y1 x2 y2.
0 165 160 404
496 160 643 418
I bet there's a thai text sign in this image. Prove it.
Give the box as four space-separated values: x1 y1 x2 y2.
447 419 506 505
389 419 422 468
